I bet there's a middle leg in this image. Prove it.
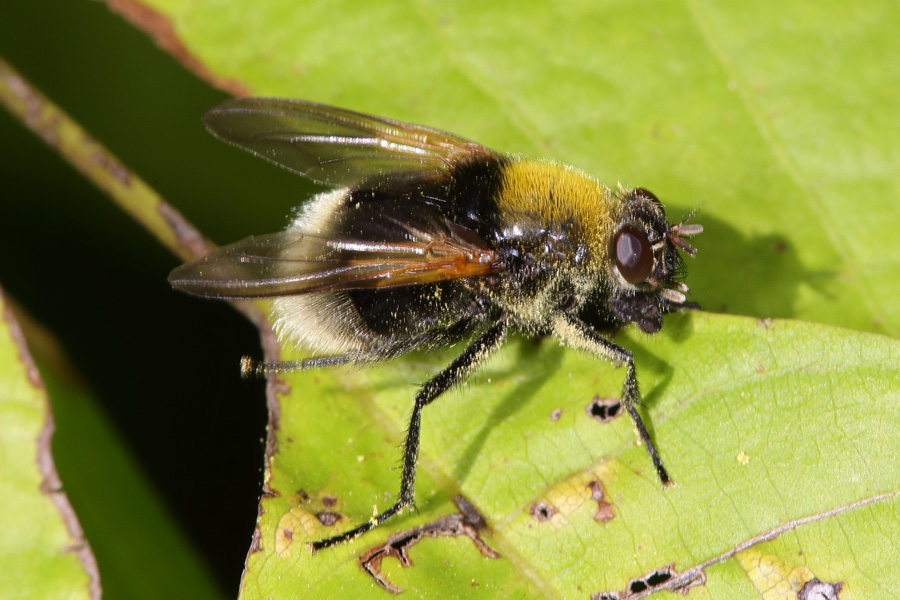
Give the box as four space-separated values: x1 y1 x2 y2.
552 312 672 486
310 317 509 551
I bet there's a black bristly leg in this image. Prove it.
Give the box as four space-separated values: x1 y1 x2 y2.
241 354 356 378
242 319 479 378
552 312 671 486
310 318 509 552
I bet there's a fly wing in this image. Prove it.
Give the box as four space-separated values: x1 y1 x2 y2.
168 221 501 300
203 98 497 187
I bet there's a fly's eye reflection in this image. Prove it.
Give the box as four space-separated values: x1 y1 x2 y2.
614 223 654 283
168 97 703 554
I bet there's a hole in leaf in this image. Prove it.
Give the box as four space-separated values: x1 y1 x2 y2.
799 579 843 600
529 501 556 522
316 511 342 527
587 480 616 523
358 494 500 594
644 570 672 586
587 396 622 423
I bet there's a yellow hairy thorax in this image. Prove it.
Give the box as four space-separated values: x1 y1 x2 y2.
496 158 618 265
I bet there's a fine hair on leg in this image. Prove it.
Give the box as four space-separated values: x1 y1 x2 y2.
552 312 671 486
310 317 509 551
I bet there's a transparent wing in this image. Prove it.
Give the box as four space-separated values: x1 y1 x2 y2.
203 97 497 186
168 222 500 300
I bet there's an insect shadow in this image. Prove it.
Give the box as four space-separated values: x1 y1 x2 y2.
452 337 566 483
688 212 835 319
450 321 682 485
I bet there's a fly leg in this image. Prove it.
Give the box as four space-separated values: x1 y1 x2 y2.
552 312 671 486
240 354 356 377
310 318 509 551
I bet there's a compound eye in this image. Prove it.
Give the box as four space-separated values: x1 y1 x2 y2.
614 224 653 284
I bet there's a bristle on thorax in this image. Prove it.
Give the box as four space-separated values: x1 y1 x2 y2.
495 158 617 262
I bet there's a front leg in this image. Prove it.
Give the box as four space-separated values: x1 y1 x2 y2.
310 317 509 552
552 312 672 486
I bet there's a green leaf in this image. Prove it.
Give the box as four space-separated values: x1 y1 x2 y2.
245 312 899 598
0 293 98 599
136 0 900 336
101 0 898 597
4 0 897 597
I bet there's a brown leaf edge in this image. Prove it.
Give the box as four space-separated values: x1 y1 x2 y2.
102 0 249 96
359 495 501 594
1 287 102 599
149 140 288 576
1 56 282 586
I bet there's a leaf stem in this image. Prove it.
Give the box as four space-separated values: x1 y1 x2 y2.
0 56 209 262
